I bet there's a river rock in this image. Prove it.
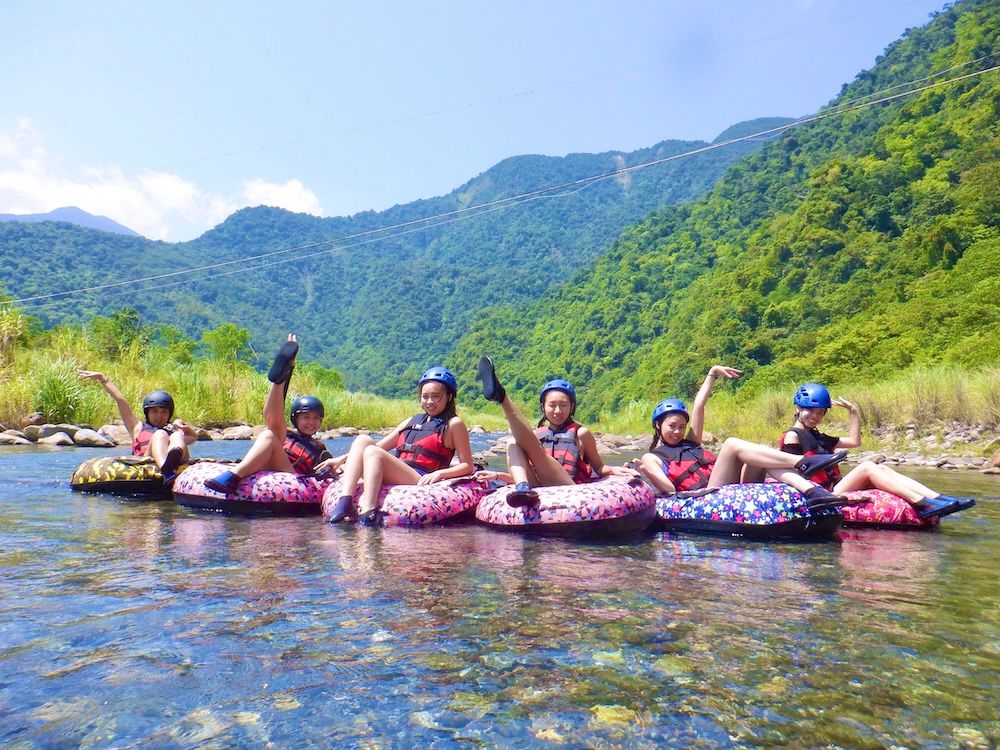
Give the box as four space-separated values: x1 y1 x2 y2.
194 426 214 441
469 425 485 434
982 467 1000 475
72 429 115 448
987 449 1000 469
99 424 132 445
222 425 254 440
20 412 45 428
0 432 31 445
251 425 266 438
43 423 83 439
37 432 74 446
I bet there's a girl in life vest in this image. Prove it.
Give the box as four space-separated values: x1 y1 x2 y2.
637 366 851 508
205 334 332 494
77 370 197 485
779 382 975 519
325 366 475 525
474 357 637 507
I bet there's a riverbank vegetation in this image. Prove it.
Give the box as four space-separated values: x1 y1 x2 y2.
0 306 507 432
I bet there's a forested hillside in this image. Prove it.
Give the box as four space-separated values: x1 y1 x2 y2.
450 0 1000 416
0 122 784 394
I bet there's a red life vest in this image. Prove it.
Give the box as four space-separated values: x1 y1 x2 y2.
283 429 331 476
132 422 172 456
779 427 842 490
535 421 593 484
395 414 454 473
653 440 716 492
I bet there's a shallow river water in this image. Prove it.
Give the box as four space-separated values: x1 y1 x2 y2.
1 440 998 749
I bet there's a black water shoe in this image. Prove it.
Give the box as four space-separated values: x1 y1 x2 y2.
803 486 849 511
160 446 185 476
327 495 353 524
357 509 383 527
477 356 506 403
268 340 299 384
205 470 241 494
794 451 848 479
507 482 539 508
913 495 976 519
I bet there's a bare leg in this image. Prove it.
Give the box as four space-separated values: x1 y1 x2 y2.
338 435 376 498
262 380 289 439
833 462 939 504
498 396 572 487
231 429 295 478
708 437 817 488
149 430 188 469
357 445 422 514
506 441 543 487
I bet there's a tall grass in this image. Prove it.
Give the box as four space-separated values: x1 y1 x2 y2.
0 323 508 431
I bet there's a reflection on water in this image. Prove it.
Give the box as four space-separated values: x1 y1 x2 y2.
0 444 998 748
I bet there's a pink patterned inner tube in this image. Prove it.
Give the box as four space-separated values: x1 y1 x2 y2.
840 488 938 529
172 461 330 515
321 476 491 527
476 477 656 536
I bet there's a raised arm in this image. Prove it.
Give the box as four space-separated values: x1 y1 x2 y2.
77 370 138 435
688 365 742 443
578 426 637 478
832 398 862 449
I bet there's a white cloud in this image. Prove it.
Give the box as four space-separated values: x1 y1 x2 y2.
242 178 324 216
0 119 325 241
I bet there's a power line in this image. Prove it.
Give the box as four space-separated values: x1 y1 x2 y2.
8 55 999 311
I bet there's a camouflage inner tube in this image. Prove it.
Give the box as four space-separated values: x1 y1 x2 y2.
70 455 224 497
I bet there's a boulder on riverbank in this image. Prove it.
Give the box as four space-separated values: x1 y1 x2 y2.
72 429 116 448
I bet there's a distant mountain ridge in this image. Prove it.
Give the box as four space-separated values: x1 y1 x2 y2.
0 119 788 395
0 206 141 237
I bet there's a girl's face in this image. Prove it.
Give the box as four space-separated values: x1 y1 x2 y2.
295 411 323 436
542 391 574 426
420 382 450 417
146 406 171 428
796 407 827 430
657 414 689 445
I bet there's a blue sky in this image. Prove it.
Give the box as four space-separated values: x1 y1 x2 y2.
1 1 946 241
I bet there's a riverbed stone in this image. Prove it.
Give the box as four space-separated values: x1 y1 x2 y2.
99 424 132 445
42 423 83 439
0 432 31 445
72 429 116 448
20 412 45 428
37 432 74 446
222 425 254 440
982 467 1000 475
987 449 1000 468
194 427 214 441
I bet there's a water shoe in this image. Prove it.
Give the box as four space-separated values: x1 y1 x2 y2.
205 470 241 494
327 495 354 524
268 340 299 384
477 356 506 403
507 482 539 507
794 451 848 479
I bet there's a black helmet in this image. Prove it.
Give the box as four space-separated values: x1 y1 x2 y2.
290 395 324 427
142 390 174 421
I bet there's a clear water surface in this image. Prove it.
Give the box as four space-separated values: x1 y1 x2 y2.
1 439 998 748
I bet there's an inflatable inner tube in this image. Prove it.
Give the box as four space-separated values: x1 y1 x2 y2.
322 476 490 527
840 489 939 530
655 483 841 541
172 461 329 516
70 455 210 497
476 477 656 538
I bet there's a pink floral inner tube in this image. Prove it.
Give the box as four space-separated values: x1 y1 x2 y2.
172 461 330 516
840 489 938 529
476 477 656 538
321 476 491 527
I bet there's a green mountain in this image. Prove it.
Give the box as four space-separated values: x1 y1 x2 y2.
449 0 1000 415
0 122 786 394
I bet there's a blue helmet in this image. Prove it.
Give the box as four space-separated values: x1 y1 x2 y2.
539 379 576 406
142 390 175 421
794 383 832 409
290 395 324 427
419 366 457 394
651 398 688 428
